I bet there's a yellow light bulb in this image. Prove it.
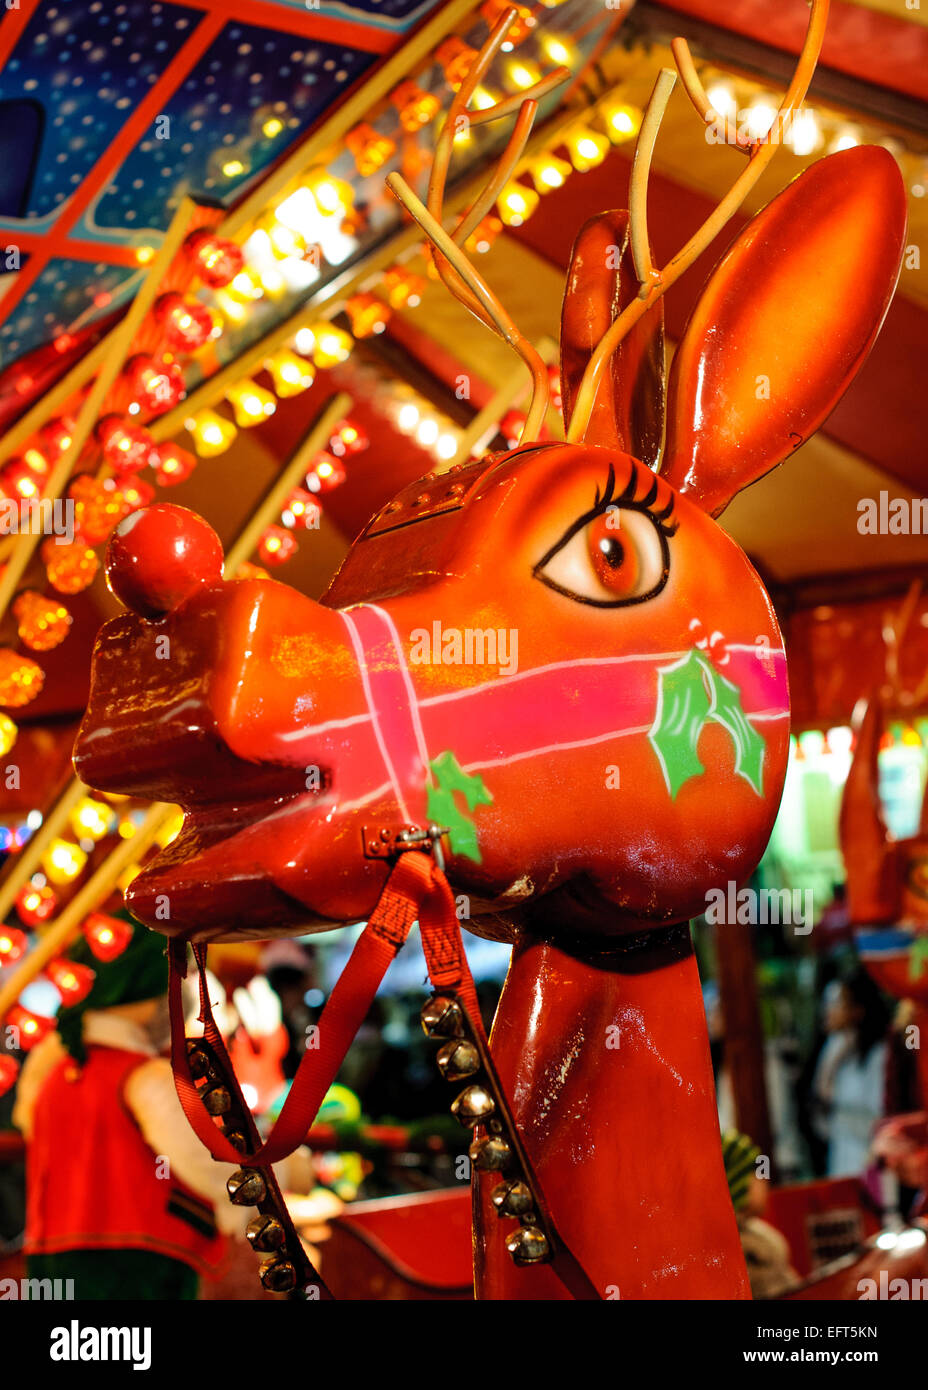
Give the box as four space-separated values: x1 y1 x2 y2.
262 116 285 138
602 102 642 144
69 797 112 843
472 86 497 111
266 350 315 398
310 323 353 368
529 154 571 193
222 158 246 179
497 181 540 227
228 270 263 302
541 35 574 66
187 410 238 458
567 126 610 172
226 380 277 428
0 714 17 758
42 838 88 885
306 168 354 217
507 60 541 92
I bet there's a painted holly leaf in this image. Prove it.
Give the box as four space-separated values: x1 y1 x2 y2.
427 750 493 863
649 649 766 799
909 935 928 982
648 650 712 799
710 668 766 796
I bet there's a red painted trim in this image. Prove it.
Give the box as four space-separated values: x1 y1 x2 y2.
178 0 394 55
0 0 41 72
653 0 928 103
4 233 143 269
384 313 496 409
0 11 226 331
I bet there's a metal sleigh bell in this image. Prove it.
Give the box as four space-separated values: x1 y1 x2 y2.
421 992 553 1270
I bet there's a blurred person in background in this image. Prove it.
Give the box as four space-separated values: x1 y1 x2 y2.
811 969 892 1178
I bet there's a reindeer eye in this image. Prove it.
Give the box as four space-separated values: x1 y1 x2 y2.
535 505 670 608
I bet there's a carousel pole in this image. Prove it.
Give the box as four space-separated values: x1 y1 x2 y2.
0 779 87 926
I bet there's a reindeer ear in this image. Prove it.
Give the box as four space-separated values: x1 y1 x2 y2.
560 209 665 465
662 147 907 517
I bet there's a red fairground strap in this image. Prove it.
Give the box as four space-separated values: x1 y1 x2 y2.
168 852 434 1167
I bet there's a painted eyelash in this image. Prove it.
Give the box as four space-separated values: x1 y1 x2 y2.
593 463 678 537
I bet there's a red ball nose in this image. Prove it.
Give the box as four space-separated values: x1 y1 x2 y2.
105 503 224 618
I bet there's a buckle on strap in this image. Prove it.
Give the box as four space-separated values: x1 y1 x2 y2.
362 822 450 871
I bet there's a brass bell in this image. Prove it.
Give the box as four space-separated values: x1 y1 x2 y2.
227 1168 267 1206
186 1044 213 1080
469 1135 512 1171
492 1179 534 1218
259 1257 297 1293
201 1084 231 1116
436 1039 480 1082
450 1084 495 1127
420 995 464 1040
246 1214 286 1252
222 1128 248 1152
505 1227 550 1265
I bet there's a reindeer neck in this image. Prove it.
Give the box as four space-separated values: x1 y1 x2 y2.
474 921 750 1300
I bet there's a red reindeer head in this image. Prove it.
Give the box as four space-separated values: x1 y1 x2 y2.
74 30 905 953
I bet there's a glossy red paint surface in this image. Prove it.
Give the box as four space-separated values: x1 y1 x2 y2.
73 147 904 1299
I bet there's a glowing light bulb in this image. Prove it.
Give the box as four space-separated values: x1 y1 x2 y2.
787 108 821 157
436 37 479 91
6 1005 55 1052
258 525 298 566
41 539 99 596
228 269 264 302
305 168 354 217
0 926 28 960
705 82 737 118
345 292 391 338
743 97 777 142
506 60 541 92
293 327 316 357
46 957 95 1006
602 102 642 144
42 838 88 885
152 442 197 487
383 266 426 310
0 650 44 707
397 403 420 432
187 410 237 458
830 127 859 153
70 797 113 843
345 122 396 177
542 35 574 66
437 433 458 460
529 154 571 193
13 591 72 652
266 350 315 398
310 323 353 368
566 127 609 172
0 713 17 757
262 116 285 139
497 181 539 227
226 380 277 428
416 418 439 447
82 912 133 962
186 232 245 288
472 86 497 111
390 81 441 133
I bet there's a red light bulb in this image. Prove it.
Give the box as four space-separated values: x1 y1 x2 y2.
45 956 96 1006
6 1005 55 1052
186 230 244 288
97 415 157 476
155 293 215 352
0 1055 19 1098
305 452 346 494
151 442 197 488
15 882 57 927
0 925 28 962
125 355 186 415
82 912 134 962
258 525 298 566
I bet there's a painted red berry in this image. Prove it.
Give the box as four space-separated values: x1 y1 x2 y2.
105 504 224 617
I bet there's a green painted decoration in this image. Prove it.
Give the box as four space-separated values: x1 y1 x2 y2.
649 649 766 799
427 750 493 863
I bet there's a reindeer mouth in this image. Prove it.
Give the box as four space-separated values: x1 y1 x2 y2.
125 788 336 943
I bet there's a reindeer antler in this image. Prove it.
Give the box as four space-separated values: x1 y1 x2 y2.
386 7 569 444
567 0 830 444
